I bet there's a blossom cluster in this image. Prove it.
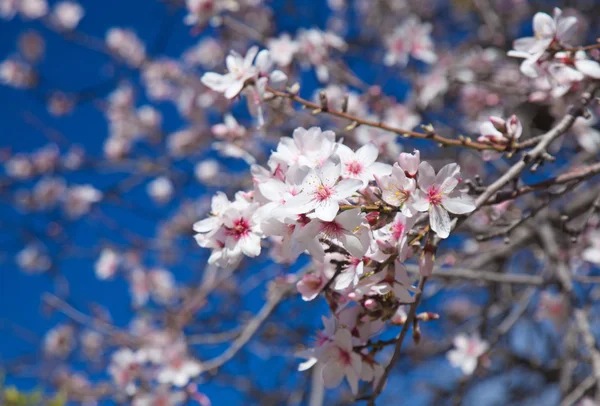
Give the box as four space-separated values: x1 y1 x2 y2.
194 126 476 391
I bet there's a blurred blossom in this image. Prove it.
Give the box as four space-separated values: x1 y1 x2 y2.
184 0 239 26
447 333 489 375
52 1 84 30
0 58 36 88
16 244 51 273
17 30 45 62
195 159 220 183
148 176 174 204
44 324 75 358
267 33 298 67
95 248 120 280
106 28 146 67
63 185 102 218
183 37 225 69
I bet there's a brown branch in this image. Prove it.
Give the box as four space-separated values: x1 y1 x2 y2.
366 276 428 405
266 87 506 152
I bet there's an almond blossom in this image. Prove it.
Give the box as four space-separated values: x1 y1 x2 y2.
447 333 489 375
298 209 371 259
184 0 239 26
412 162 476 238
376 163 416 216
201 47 286 100
384 16 437 66
298 326 362 394
52 1 84 31
508 8 578 77
336 143 392 187
283 157 362 222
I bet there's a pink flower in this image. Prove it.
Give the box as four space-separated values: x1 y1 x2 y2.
299 327 363 394
376 163 416 216
384 17 437 66
283 157 362 222
412 162 476 239
373 213 416 261
336 143 392 187
298 208 371 258
398 150 420 177
297 263 334 301
447 333 489 375
478 115 522 145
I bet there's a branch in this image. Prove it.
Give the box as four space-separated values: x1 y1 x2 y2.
266 87 506 151
366 276 428 405
474 85 599 208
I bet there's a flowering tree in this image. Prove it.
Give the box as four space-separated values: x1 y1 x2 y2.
2 0 600 405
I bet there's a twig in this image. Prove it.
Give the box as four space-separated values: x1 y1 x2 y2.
366 276 428 405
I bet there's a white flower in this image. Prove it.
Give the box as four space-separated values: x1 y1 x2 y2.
147 176 174 204
356 260 415 303
384 17 437 66
376 163 416 216
412 162 476 239
20 0 48 19
299 327 363 394
508 8 578 77
511 8 577 57
296 28 346 82
582 230 600 265
372 213 416 261
52 1 84 30
283 157 362 222
270 126 337 169
447 333 489 375
267 33 298 67
95 248 119 280
106 28 146 67
212 114 246 139
109 348 145 395
201 46 258 99
336 143 392 187
63 185 102 218
298 209 371 259
397 150 420 177
195 159 220 183
184 0 239 26
16 245 51 273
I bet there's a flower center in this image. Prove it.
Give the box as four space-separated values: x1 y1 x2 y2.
226 218 250 240
315 184 333 201
338 348 352 366
427 185 443 206
391 221 405 240
346 161 363 176
320 221 343 238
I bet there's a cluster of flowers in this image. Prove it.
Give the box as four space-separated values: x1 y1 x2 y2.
508 8 600 98
194 126 477 391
